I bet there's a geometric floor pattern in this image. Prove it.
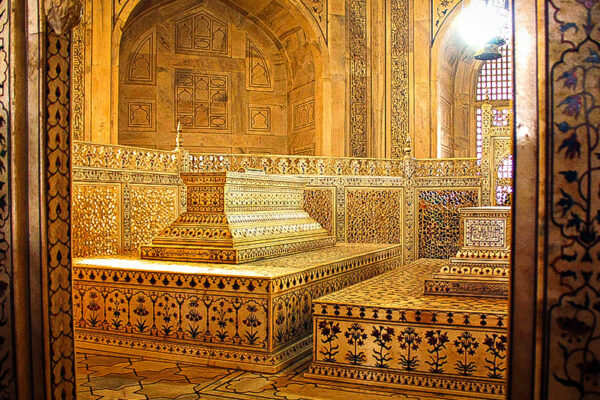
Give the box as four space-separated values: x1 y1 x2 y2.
76 350 486 400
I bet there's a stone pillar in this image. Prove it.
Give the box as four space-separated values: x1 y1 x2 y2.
6 1 82 399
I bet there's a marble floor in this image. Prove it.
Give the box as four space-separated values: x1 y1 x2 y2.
76 350 488 400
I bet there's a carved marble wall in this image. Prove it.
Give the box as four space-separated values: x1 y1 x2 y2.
69 0 422 158
71 141 482 265
118 0 292 154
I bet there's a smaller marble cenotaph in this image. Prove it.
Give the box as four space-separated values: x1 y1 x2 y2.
423 206 511 298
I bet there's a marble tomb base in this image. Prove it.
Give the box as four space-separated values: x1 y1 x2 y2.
305 259 508 399
73 243 401 373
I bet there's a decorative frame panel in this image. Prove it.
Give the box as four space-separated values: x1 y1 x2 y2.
304 186 336 237
345 187 403 243
127 29 156 85
175 9 228 55
416 188 480 259
349 0 368 157
293 98 316 131
127 100 155 131
246 40 273 91
174 70 230 132
248 106 271 132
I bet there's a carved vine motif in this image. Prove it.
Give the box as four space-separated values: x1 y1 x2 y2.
390 0 410 159
349 0 368 157
397 327 422 371
46 29 76 399
453 331 479 376
547 0 600 398
0 0 13 396
483 333 507 379
417 189 479 259
371 326 395 368
425 330 450 373
71 4 85 140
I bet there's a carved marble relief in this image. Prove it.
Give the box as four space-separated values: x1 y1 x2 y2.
71 4 85 140
73 184 121 257
307 259 508 397
300 0 328 43
417 189 479 259
128 30 155 84
293 98 315 131
345 188 403 243
390 0 410 159
46 28 77 400
128 101 155 131
464 219 506 248
175 71 229 131
248 106 271 132
175 10 227 55
304 187 336 236
246 40 272 91
349 0 368 157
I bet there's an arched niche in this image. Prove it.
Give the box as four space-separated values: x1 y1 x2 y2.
429 1 482 158
113 0 330 155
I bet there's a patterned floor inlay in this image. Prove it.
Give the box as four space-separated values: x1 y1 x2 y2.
76 350 491 399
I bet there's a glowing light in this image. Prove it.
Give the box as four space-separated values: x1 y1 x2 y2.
456 1 507 47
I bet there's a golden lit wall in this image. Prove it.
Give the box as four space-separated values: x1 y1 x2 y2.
118 0 291 154
71 0 490 159
71 0 416 158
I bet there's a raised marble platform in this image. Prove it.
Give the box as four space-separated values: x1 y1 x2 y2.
306 259 508 399
73 243 401 373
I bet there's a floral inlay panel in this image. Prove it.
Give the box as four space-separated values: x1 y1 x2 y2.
307 259 507 398
73 244 401 372
545 0 600 398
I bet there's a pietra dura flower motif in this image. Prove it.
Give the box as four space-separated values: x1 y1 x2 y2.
548 0 600 397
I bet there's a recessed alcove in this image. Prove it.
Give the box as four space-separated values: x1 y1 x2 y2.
112 0 330 155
